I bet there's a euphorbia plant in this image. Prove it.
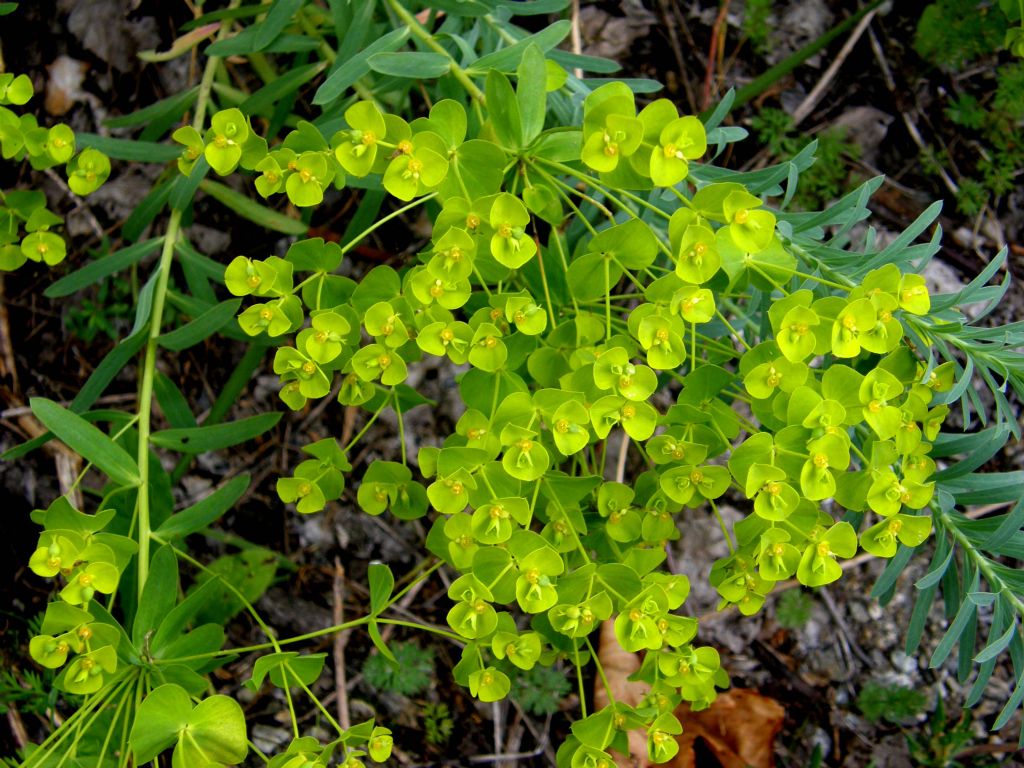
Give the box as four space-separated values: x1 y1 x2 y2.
4 1 1024 766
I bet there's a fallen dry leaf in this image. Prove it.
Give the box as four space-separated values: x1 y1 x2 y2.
45 56 89 116
669 690 785 768
597 620 785 768
596 619 650 767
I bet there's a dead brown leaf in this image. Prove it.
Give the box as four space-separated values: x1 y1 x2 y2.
596 618 650 767
596 619 785 768
668 690 785 768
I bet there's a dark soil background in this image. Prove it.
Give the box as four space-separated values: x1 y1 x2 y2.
1 1 1022 766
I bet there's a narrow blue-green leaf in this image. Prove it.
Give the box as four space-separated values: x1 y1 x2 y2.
703 89 736 133
104 87 200 129
418 0 492 15
152 579 223 651
943 470 1024 505
155 475 251 540
253 0 305 50
76 133 181 163
336 0 375 60
470 20 571 73
967 592 997 608
367 51 451 78
486 70 521 149
133 546 179 647
516 44 546 145
181 3 272 31
45 238 163 298
976 620 1017 664
934 425 1011 480
313 26 410 104
548 49 620 74
240 62 327 114
150 413 282 454
158 299 241 351
124 181 173 242
983 498 1024 551
870 543 915 601
30 398 140 486
498 0 570 16
915 539 955 590
968 600 1006 706
217 31 320 56
129 266 162 338
175 240 226 283
69 329 148 415
170 157 210 211
906 580 938 655
932 426 1008 458
199 180 308 235
153 373 197 430
581 77 662 94
930 572 981 668
992 666 1024 731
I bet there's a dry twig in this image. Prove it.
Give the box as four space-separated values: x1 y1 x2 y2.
791 10 880 127
331 558 351 731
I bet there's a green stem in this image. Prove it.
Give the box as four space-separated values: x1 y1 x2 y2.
938 506 1024 622
135 215 182 602
383 0 486 103
604 257 612 339
395 389 407 466
166 541 284 651
709 499 735 554
536 158 672 220
135 10 234 604
344 390 392 452
339 192 436 256
291 667 343 735
715 310 751 351
573 643 588 719
585 637 614 706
